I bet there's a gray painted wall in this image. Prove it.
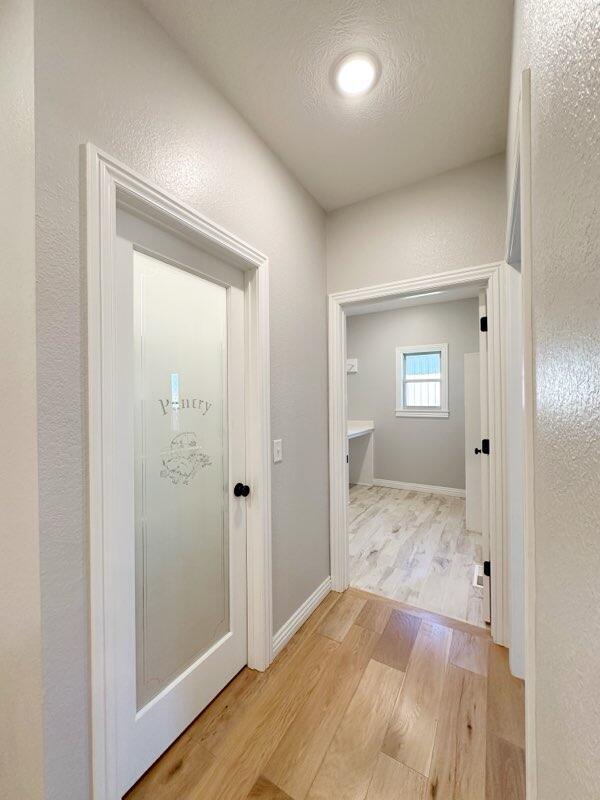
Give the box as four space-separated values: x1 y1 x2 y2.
0 1 45 797
508 1 600 796
347 298 479 491
34 0 329 795
327 154 506 294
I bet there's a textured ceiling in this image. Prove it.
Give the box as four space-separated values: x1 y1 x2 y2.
141 0 514 210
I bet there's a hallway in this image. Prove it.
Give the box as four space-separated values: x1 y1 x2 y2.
5 0 599 796
349 486 485 627
126 589 524 800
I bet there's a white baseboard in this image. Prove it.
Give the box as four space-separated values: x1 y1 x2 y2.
373 478 466 498
272 576 332 657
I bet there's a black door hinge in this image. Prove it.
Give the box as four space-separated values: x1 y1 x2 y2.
346 454 349 463
483 560 491 577
480 316 488 332
481 438 490 454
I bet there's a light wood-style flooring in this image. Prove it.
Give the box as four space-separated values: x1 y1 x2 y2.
349 485 484 627
126 588 525 800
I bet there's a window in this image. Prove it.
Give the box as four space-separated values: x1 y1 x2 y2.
395 343 448 418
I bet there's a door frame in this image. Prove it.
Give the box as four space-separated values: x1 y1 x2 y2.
86 144 273 799
508 67 537 799
328 261 509 645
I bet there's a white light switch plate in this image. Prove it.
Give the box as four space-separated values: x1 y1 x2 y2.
273 438 283 463
346 358 358 373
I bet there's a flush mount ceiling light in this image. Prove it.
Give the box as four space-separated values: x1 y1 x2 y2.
333 51 380 97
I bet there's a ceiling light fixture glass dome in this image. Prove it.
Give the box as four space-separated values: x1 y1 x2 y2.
334 51 380 97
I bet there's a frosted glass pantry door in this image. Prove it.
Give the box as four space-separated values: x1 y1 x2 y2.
113 212 247 795
133 252 229 709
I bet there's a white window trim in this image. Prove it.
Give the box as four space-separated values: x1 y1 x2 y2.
395 342 449 418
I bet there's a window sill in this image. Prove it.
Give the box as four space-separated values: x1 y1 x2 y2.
395 409 449 418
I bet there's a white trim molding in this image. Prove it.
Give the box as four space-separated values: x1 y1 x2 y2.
328 293 349 592
373 479 465 498
328 261 508 647
272 577 332 657
394 410 449 419
518 68 538 800
86 144 272 800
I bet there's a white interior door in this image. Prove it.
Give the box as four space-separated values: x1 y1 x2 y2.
464 352 482 533
478 289 491 624
113 210 247 794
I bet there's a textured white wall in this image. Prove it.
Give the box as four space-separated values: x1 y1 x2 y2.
0 1 45 798
326 154 506 293
509 1 600 796
34 0 329 796
347 298 479 490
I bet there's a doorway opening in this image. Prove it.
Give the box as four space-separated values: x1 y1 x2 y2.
345 287 488 627
328 262 508 644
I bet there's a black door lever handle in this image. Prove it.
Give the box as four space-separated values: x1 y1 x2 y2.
234 482 250 497
474 447 482 454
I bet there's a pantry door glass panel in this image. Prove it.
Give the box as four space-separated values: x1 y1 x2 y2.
133 251 229 709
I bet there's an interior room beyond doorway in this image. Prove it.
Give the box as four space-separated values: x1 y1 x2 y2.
345 288 487 628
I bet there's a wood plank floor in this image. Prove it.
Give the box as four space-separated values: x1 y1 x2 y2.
125 589 524 800
348 485 485 627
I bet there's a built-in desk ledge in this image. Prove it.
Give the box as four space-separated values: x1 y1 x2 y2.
347 420 375 439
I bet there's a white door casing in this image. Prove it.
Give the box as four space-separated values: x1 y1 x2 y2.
86 145 272 800
518 67 538 800
464 352 482 533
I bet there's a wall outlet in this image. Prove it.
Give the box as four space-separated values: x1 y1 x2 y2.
273 438 283 463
